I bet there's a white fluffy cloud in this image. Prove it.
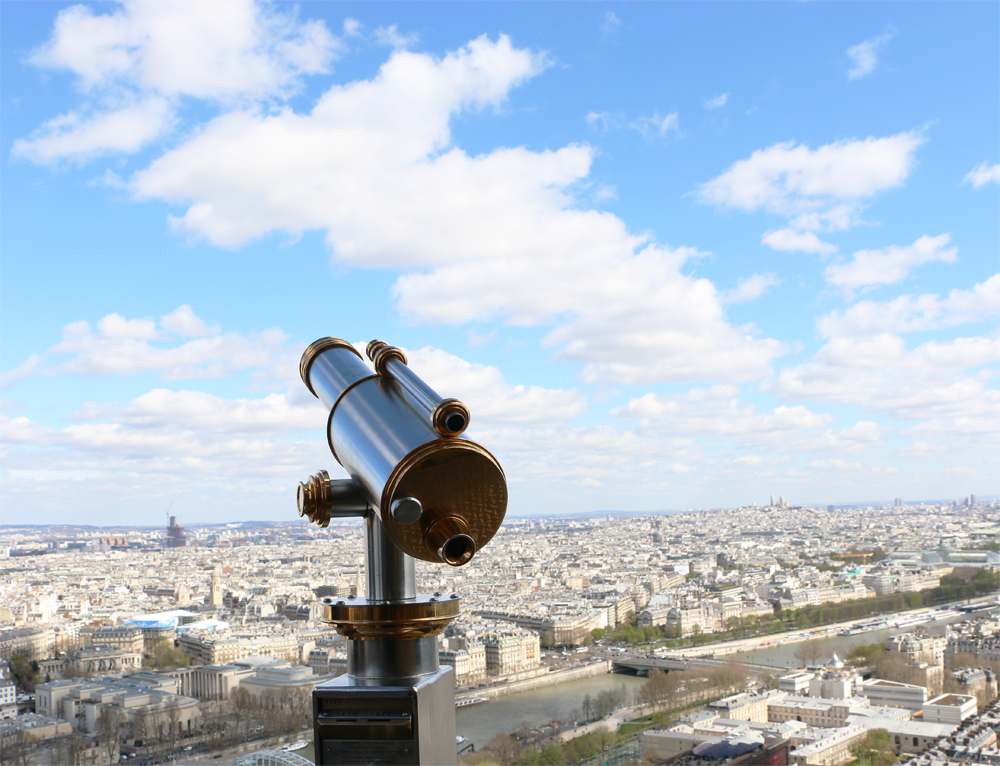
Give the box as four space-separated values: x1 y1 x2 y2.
818 275 1000 337
703 133 923 256
761 228 836 255
28 0 338 99
479 423 696 490
159 305 221 338
1 306 289 384
586 109 680 139
703 93 729 110
15 0 339 162
631 111 680 138
721 274 781 304
613 393 829 432
823 233 957 289
398 244 785 385
964 162 1000 188
846 28 894 80
700 132 922 218
373 24 420 50
120 389 323 433
770 332 1000 420
610 391 885 457
12 98 173 163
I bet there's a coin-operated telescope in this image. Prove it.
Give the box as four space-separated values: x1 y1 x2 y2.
296 338 507 765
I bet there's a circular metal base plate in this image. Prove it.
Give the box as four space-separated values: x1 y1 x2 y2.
319 593 461 640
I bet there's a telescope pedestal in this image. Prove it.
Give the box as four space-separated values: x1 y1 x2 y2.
312 520 459 765
312 637 457 765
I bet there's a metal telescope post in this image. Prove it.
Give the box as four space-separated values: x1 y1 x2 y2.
296 338 507 765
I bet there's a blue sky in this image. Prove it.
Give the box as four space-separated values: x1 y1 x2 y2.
1 1 997 526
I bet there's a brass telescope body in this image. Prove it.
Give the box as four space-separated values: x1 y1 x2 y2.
298 337 507 568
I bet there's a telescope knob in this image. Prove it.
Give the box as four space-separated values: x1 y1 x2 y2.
298 470 333 528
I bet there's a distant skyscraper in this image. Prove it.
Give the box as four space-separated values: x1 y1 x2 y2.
166 515 186 548
970 494 977 507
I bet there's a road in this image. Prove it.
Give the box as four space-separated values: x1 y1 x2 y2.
660 603 977 659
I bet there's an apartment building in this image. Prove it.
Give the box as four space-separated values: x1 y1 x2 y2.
92 626 145 654
483 631 540 676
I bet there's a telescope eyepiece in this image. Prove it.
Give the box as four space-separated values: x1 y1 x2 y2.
440 534 476 567
424 514 477 567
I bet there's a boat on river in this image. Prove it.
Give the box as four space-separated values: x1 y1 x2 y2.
892 613 932 629
456 696 489 708
839 617 892 636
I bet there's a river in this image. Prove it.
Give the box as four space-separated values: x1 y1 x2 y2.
455 672 646 751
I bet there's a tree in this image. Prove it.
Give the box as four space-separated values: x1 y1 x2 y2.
591 628 605 641
534 742 565 765
758 670 780 690
848 642 885 667
582 693 593 721
164 697 183 750
199 698 228 745
948 652 980 670
714 660 748 693
484 732 522 765
8 654 39 693
638 669 677 712
873 656 924 687
851 728 897 766
129 705 161 749
794 639 824 667
229 687 257 742
0 727 36 766
144 637 190 670
60 729 91 766
97 706 127 765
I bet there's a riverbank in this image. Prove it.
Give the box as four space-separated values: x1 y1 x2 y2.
665 601 988 660
458 660 612 701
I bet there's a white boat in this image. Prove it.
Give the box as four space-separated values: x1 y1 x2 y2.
892 614 931 629
457 735 467 744
839 618 891 636
455 696 489 708
281 739 309 752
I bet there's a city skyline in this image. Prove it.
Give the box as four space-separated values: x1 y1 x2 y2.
1 1 997 526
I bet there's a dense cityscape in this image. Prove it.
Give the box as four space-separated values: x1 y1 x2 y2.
2 496 999 765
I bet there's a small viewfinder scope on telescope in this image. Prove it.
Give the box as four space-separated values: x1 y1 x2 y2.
296 337 507 764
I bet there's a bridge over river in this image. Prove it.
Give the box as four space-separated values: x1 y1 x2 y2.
612 654 781 675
